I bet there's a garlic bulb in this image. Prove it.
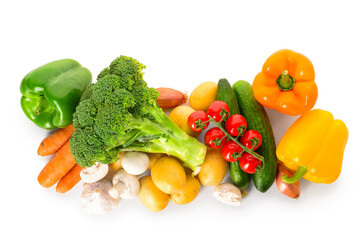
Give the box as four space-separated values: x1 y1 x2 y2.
81 179 120 215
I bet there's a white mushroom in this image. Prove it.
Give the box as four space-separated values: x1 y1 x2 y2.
80 162 109 183
81 178 120 215
213 183 242 206
109 169 140 199
121 152 149 175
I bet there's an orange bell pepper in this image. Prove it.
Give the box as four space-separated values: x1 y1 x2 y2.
252 49 318 116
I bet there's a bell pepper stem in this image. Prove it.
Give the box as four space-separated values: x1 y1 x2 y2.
35 97 52 115
276 70 295 91
281 166 308 184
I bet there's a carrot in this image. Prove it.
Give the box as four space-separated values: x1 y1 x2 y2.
38 124 75 156
56 164 82 193
38 141 76 188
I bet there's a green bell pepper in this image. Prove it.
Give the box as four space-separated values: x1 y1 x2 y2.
20 59 92 129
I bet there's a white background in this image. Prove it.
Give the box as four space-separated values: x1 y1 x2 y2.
1 0 359 239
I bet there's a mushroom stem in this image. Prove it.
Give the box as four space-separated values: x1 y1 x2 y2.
109 182 126 199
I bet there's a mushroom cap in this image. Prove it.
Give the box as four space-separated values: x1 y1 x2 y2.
81 178 120 215
110 169 140 199
80 162 109 183
213 183 242 206
121 152 149 175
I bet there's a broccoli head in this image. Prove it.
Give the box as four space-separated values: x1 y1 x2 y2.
70 56 206 172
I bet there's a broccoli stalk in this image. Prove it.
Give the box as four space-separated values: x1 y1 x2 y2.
70 56 207 173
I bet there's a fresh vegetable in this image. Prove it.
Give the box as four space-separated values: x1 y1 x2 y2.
189 81 217 111
151 156 186 194
80 162 109 183
233 80 277 192
205 117 263 161
276 163 300 199
213 183 243 206
197 148 228 186
239 152 262 174
139 176 169 212
240 129 262 151
187 110 210 132
169 105 201 137
70 56 206 173
109 169 140 199
55 164 82 193
277 109 348 184
37 141 76 188
204 127 227 149
225 114 247 137
156 87 187 108
20 59 92 129
147 153 164 170
207 100 230 122
81 179 120 215
216 78 251 189
38 124 75 156
252 49 318 116
221 140 243 162
170 173 201 205
121 152 149 175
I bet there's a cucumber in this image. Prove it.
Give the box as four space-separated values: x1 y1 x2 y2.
232 80 277 192
216 78 251 189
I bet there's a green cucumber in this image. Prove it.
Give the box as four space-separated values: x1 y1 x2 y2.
232 80 277 192
216 78 251 189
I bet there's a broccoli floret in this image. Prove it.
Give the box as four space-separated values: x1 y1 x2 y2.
70 56 206 172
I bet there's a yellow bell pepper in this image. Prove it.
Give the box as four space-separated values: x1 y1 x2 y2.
276 109 348 184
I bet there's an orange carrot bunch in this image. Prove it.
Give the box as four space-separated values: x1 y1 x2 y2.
37 124 82 193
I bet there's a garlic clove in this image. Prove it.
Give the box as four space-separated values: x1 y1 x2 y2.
213 183 242 206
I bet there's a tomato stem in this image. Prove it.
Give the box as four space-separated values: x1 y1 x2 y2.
209 115 264 163
195 119 209 131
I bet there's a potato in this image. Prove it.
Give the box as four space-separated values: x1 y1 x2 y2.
139 176 169 212
189 81 217 111
198 148 228 186
110 152 126 171
168 105 200 138
170 173 201 205
151 156 186 194
147 153 165 170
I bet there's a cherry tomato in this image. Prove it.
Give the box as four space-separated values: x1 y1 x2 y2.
239 152 262 174
240 130 262 150
207 101 230 122
225 114 247 137
204 127 227 149
187 110 210 132
221 140 243 162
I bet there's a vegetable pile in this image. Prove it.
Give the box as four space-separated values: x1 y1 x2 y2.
70 56 206 172
20 49 349 214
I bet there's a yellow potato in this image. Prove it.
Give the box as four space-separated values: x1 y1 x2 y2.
110 152 126 171
198 148 228 186
151 156 186 194
147 153 165 170
189 81 217 111
168 105 200 138
139 176 169 212
170 173 201 205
